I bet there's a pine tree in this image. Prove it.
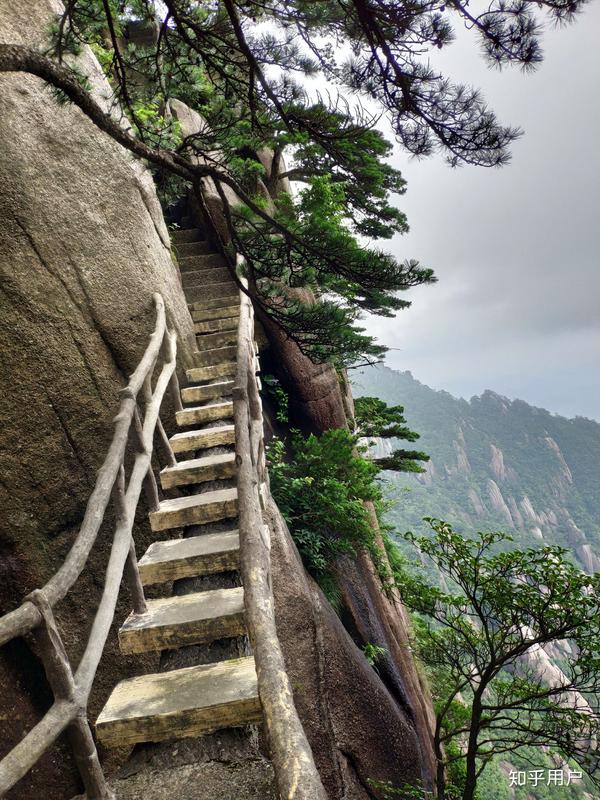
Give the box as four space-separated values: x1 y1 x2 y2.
0 0 588 363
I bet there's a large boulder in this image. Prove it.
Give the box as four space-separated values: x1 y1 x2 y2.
0 2 195 796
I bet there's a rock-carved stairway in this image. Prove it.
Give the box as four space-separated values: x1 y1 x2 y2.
95 227 262 749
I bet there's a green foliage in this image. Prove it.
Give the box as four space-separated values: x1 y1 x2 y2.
49 0 589 365
48 0 591 366
267 428 380 576
354 396 422 441
394 519 600 800
362 642 387 670
131 101 183 149
267 391 431 588
367 778 433 799
353 396 429 473
262 374 289 423
235 175 433 365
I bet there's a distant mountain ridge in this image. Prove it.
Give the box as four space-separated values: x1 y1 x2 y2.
352 365 600 572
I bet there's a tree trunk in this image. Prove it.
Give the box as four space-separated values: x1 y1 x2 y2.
462 696 482 800
434 724 447 800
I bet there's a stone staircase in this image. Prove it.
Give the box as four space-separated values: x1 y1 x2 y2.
95 226 263 749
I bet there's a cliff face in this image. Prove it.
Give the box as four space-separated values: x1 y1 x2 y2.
267 498 429 798
0 2 194 795
352 365 600 573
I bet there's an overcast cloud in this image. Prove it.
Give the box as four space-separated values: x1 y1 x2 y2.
364 4 600 420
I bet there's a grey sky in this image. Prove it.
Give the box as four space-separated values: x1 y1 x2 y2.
364 4 600 420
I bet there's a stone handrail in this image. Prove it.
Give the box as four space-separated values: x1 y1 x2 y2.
0 293 180 799
232 281 328 800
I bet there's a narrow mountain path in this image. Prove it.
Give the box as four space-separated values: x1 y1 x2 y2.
94 225 276 799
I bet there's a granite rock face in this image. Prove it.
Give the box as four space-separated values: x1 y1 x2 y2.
266 498 433 800
0 2 194 796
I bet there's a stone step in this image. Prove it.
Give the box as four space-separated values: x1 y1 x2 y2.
138 529 240 585
194 345 237 367
95 656 261 748
182 267 230 288
169 424 235 454
149 487 238 532
176 401 234 428
188 296 240 314
196 329 238 350
187 363 237 384
160 452 236 490
194 317 238 335
118 587 246 654
186 283 238 305
175 240 212 258
171 228 203 244
181 380 234 404
191 304 240 323
179 253 226 272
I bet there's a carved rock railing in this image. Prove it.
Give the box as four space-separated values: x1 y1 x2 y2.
0 293 179 799
233 282 328 800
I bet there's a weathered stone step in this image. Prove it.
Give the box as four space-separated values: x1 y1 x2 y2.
95 656 261 748
149 487 238 532
186 283 238 305
181 380 234 404
118 587 246 654
196 329 237 350
179 253 226 272
191 304 240 323
175 240 212 258
187 362 237 384
176 401 234 428
182 267 230 288
194 345 237 367
194 317 238 335
169 424 235 454
189 297 240 314
160 452 236 490
171 228 203 243
138 529 240 585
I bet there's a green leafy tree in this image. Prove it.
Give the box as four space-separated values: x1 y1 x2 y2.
393 520 600 800
354 396 429 472
267 428 381 577
0 0 588 364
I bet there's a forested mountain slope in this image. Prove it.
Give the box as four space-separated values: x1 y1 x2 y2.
352 365 600 572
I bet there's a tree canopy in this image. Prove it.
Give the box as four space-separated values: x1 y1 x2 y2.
354 395 430 472
0 0 588 364
395 520 600 800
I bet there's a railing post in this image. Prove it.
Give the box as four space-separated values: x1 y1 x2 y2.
161 329 183 413
68 714 116 800
143 376 177 468
124 538 148 616
113 467 147 615
156 415 177 467
133 405 161 512
27 591 114 800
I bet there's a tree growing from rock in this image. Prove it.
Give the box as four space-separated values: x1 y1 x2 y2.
353 395 429 472
0 0 589 365
395 519 600 800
